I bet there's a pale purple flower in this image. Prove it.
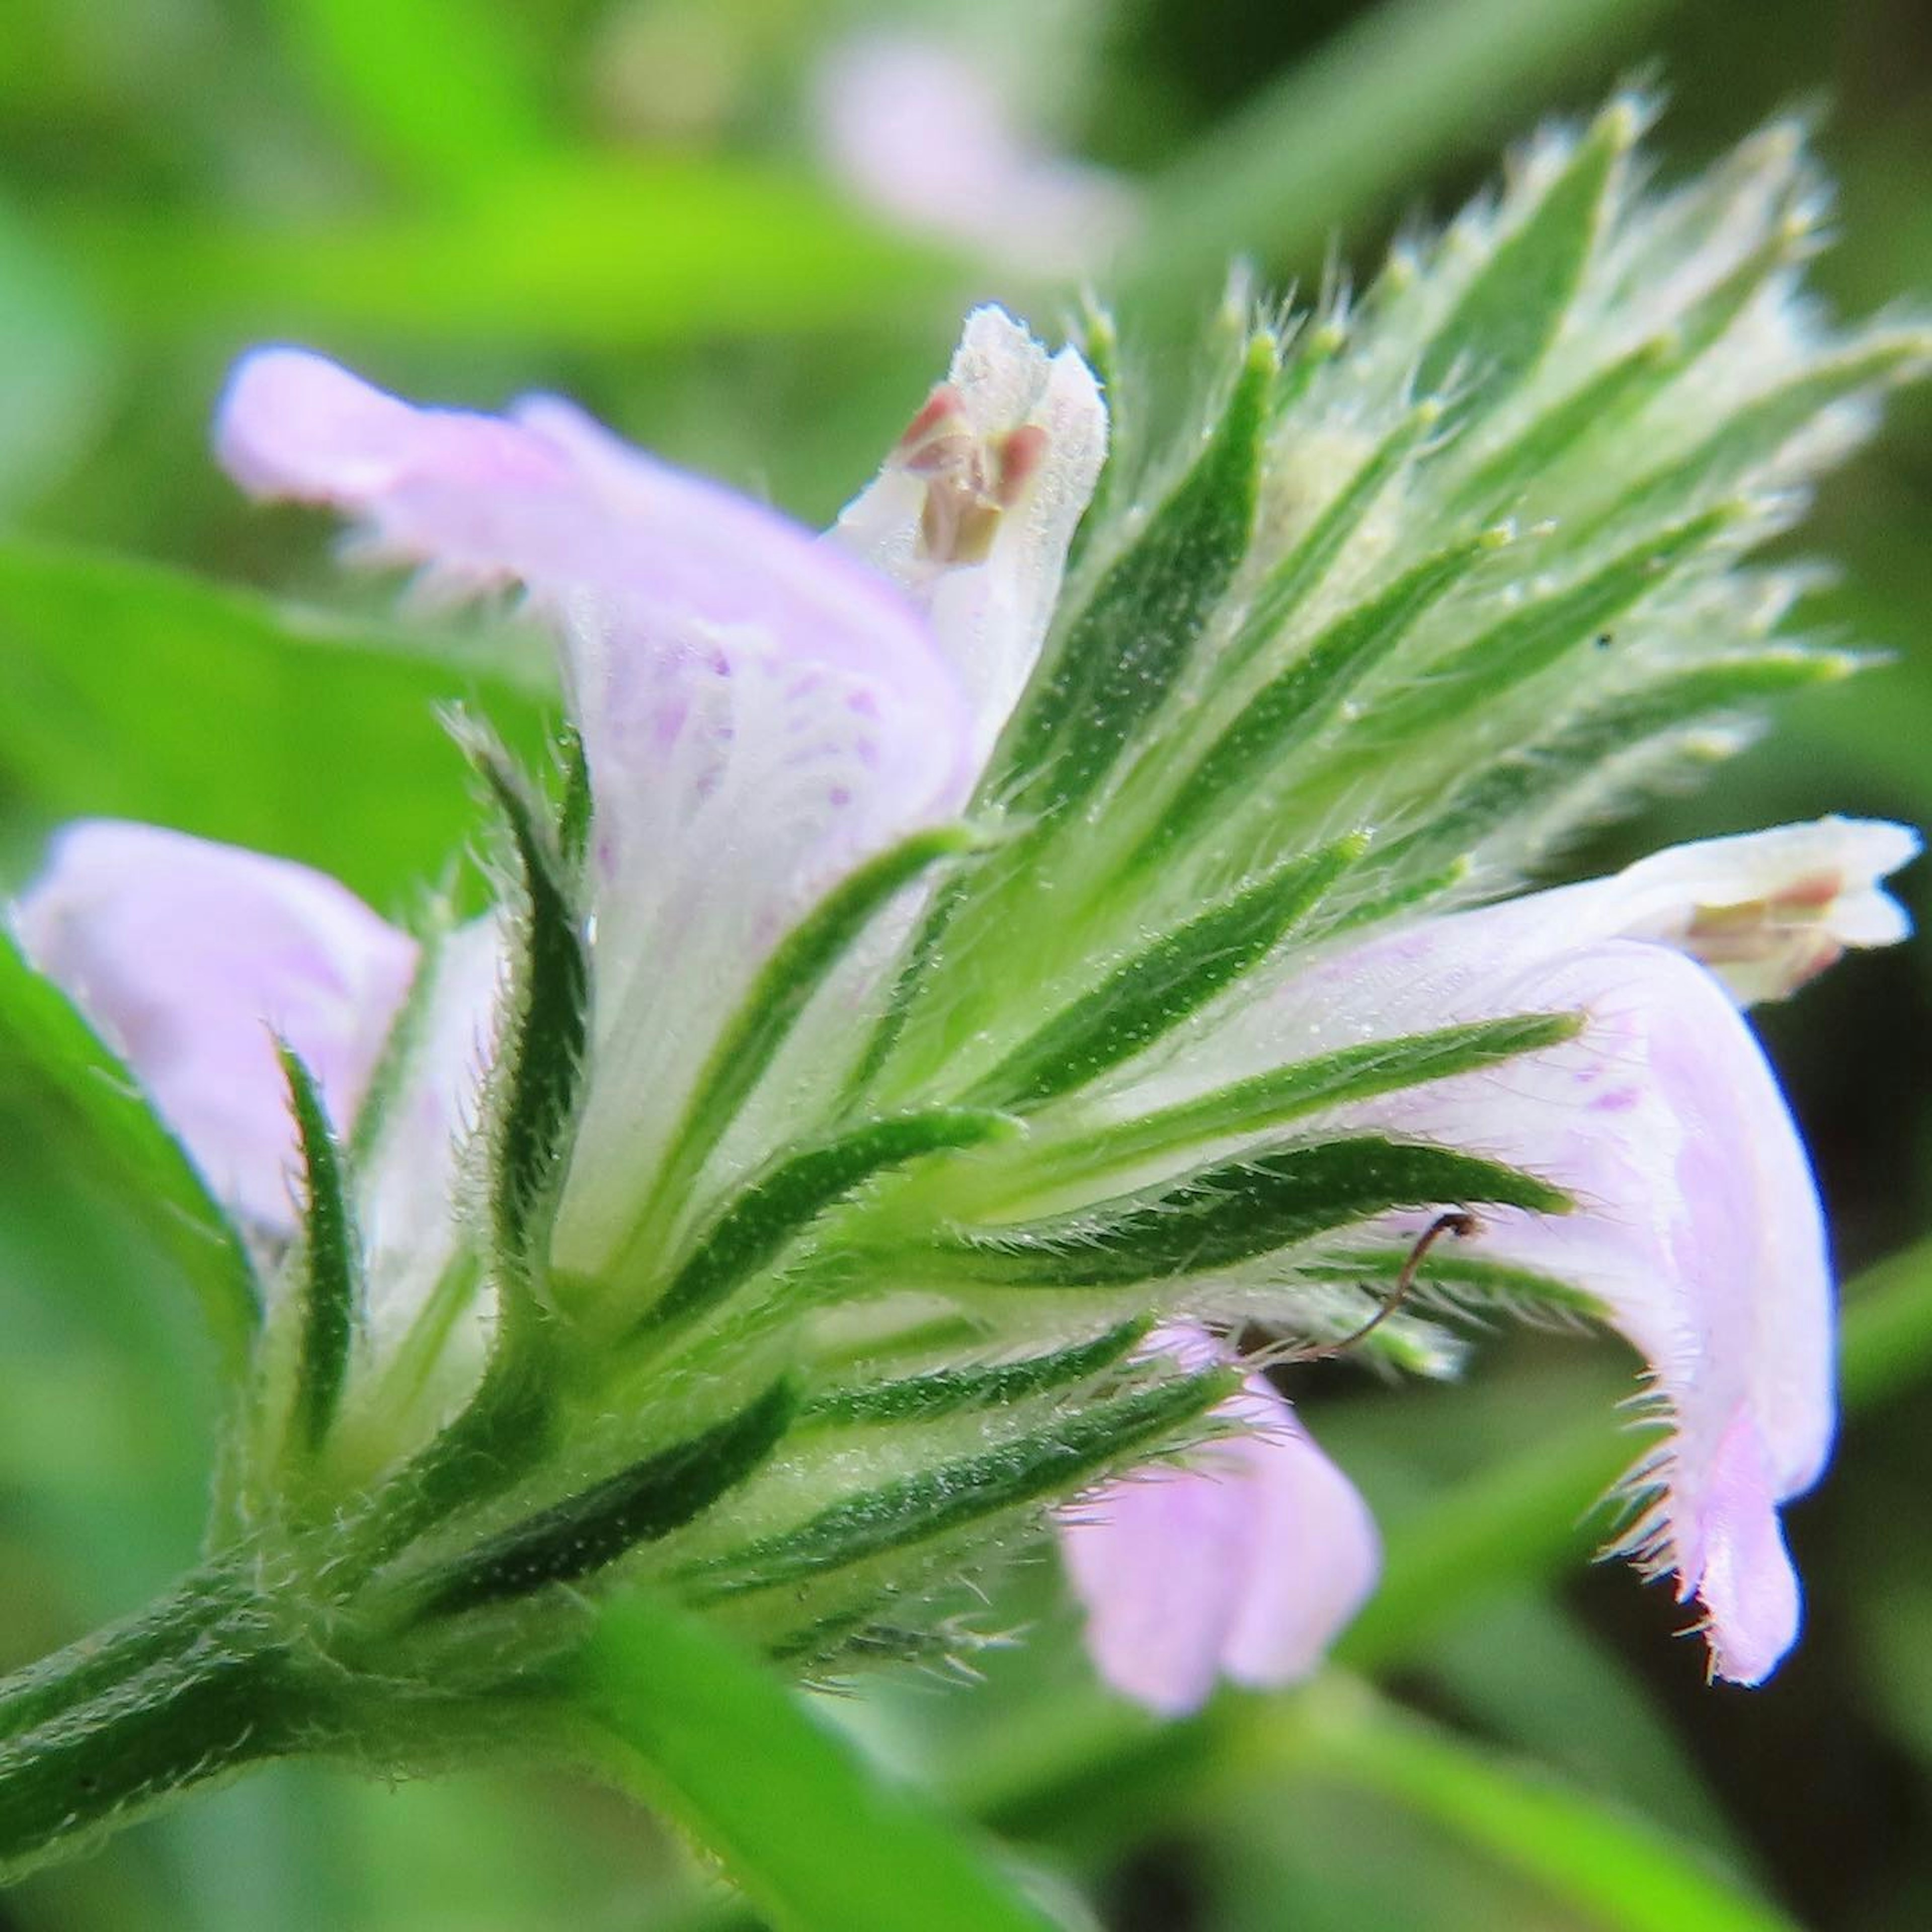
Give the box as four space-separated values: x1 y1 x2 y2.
1061 1326 1380 1716
12 821 417 1229
1070 820 1917 1701
213 318 1105 1265
813 32 1138 276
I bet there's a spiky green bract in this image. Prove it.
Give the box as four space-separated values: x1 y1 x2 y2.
937 1138 1568 1289
617 825 986 1277
990 328 1277 821
861 95 1926 1110
634 1109 1021 1338
966 834 1360 1109
275 1042 362 1456
466 731 589 1288
697 1373 1231 1600
409 1379 798 1616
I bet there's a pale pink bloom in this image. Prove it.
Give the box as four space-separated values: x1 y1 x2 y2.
1061 1327 1380 1716
12 821 417 1229
813 33 1138 276
1441 817 1919 1005
213 318 1105 1264
1076 819 1916 1695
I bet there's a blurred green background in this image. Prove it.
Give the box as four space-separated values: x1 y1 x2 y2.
3 1 1931 1927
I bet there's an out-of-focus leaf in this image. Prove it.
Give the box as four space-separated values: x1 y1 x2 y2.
1125 0 1678 314
1419 1592 1753 1864
279 0 552 196
0 931 258 1380
1295 1679 1795 1932
572 1591 1058 1932
0 539 549 905
58 157 959 348
0 200 112 510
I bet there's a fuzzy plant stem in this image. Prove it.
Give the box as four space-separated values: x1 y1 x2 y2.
0 1563 303 1879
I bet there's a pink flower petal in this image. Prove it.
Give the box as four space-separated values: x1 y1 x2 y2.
813 34 1139 275
828 306 1106 761
1183 877 1840 1681
215 347 985 1265
1060 1328 1380 1714
12 820 416 1230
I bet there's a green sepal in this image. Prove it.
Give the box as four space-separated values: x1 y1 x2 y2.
465 727 590 1281
1227 398 1441 673
276 1041 363 1455
969 834 1362 1109
987 328 1276 819
556 723 593 874
947 1136 1569 1287
1573 333 1931 546
409 1378 797 1617
1416 97 1635 430
800 1318 1152 1428
1039 1013 1582 1185
0 930 261 1378
1268 315 1345 422
638 824 985 1241
345 921 442 1168
684 1366 1235 1602
1146 535 1497 862
1448 218 1803 519
345 1293 557 1582
1389 647 1857 873
1365 506 1733 742
636 1109 1019 1337
1068 297 1123 566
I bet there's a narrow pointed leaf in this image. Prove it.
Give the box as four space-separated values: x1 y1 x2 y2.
469 734 589 1278
0 930 259 1376
687 1368 1235 1599
637 1110 1018 1335
277 1042 362 1453
1046 1013 1582 1183
654 826 982 1215
989 331 1275 818
948 1137 1569 1287
1149 537 1495 860
972 836 1362 1108
1367 508 1732 740
801 1319 1152 1428
1394 648 1857 870
1575 334 1931 545
1451 222 1802 517
1416 98 1635 426
414 1378 796 1616
1228 398 1441 670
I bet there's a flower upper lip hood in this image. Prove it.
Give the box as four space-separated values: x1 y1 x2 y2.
213 316 1107 1274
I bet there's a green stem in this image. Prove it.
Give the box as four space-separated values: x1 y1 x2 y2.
0 1563 303 1881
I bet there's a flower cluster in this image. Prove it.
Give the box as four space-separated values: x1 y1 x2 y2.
5 99 1924 1813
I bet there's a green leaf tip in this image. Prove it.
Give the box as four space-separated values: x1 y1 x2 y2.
463 725 590 1284
412 1377 797 1617
277 1040 362 1454
636 1108 1021 1338
970 833 1362 1109
948 1137 1570 1289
